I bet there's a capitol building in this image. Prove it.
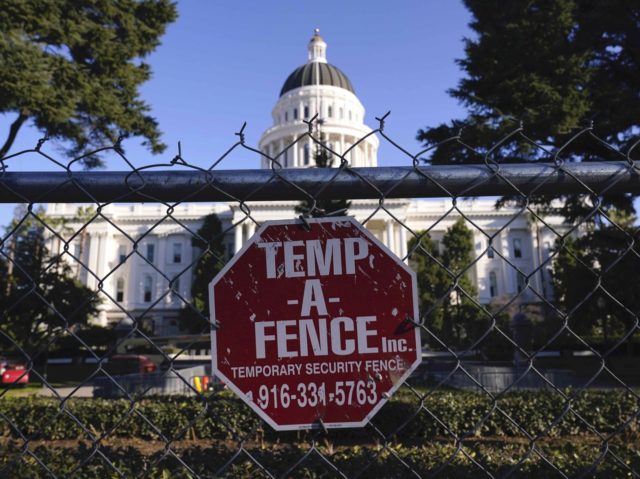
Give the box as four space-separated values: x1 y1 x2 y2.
46 31 565 335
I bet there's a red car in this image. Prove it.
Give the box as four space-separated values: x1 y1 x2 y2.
104 355 157 376
0 359 29 385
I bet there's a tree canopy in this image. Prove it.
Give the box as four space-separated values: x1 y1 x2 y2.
408 218 484 350
0 209 100 353
0 0 177 167
417 0 639 218
552 213 640 345
178 213 227 333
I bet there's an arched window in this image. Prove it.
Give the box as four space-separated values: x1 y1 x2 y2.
146 243 155 263
328 105 333 118
304 105 309 119
294 108 298 119
285 111 289 122
339 107 344 119
116 278 125 302
143 275 153 303
303 144 310 165
489 272 498 298
513 238 523 258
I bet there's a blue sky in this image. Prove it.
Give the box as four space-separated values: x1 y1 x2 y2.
0 1 472 224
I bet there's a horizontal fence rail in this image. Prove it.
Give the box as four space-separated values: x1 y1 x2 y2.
0 161 638 202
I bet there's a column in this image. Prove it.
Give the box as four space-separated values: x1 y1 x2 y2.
292 135 298 167
385 221 396 255
96 231 110 309
234 221 243 253
246 221 256 238
399 224 408 263
279 139 284 167
97 232 110 282
86 233 100 290
500 230 512 294
339 134 345 158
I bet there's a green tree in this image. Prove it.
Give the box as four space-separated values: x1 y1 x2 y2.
0 210 100 353
441 218 482 348
178 212 227 333
407 232 446 344
553 213 640 347
296 138 350 218
0 0 177 166
408 218 482 350
417 0 639 219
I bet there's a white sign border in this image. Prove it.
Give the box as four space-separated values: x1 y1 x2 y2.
209 216 421 431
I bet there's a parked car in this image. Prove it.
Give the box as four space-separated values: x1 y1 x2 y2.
103 355 157 376
0 358 29 386
93 354 159 399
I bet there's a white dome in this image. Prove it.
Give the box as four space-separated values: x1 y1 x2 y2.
259 30 379 169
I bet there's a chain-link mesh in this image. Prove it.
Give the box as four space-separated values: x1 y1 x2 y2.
0 117 639 478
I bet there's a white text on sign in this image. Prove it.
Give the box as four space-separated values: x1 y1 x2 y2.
257 238 368 278
253 236 410 360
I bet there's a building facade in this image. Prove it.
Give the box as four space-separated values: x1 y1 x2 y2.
46 31 565 335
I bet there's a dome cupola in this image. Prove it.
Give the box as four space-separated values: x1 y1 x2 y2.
279 29 355 97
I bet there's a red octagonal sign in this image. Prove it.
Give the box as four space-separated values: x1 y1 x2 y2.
210 217 420 430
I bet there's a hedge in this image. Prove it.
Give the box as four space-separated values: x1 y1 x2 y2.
0 389 638 442
1 441 638 478
1 390 638 477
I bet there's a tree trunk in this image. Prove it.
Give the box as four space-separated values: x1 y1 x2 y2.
0 111 29 159
5 235 16 296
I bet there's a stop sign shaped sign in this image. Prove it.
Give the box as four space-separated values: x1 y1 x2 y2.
210 217 420 430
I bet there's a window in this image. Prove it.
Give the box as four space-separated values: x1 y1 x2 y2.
304 105 309 119
143 275 153 302
285 111 288 122
487 243 495 258
328 105 333 118
116 278 125 302
303 144 310 165
172 278 180 303
513 238 523 258
489 272 498 297
349 110 352 120
173 243 182 263
146 244 155 263
118 244 127 263
294 108 298 119
516 273 526 292
340 107 344 119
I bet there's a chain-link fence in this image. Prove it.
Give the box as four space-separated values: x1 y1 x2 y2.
0 118 639 477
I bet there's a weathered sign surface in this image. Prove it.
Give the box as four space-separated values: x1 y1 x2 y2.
210 217 420 430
